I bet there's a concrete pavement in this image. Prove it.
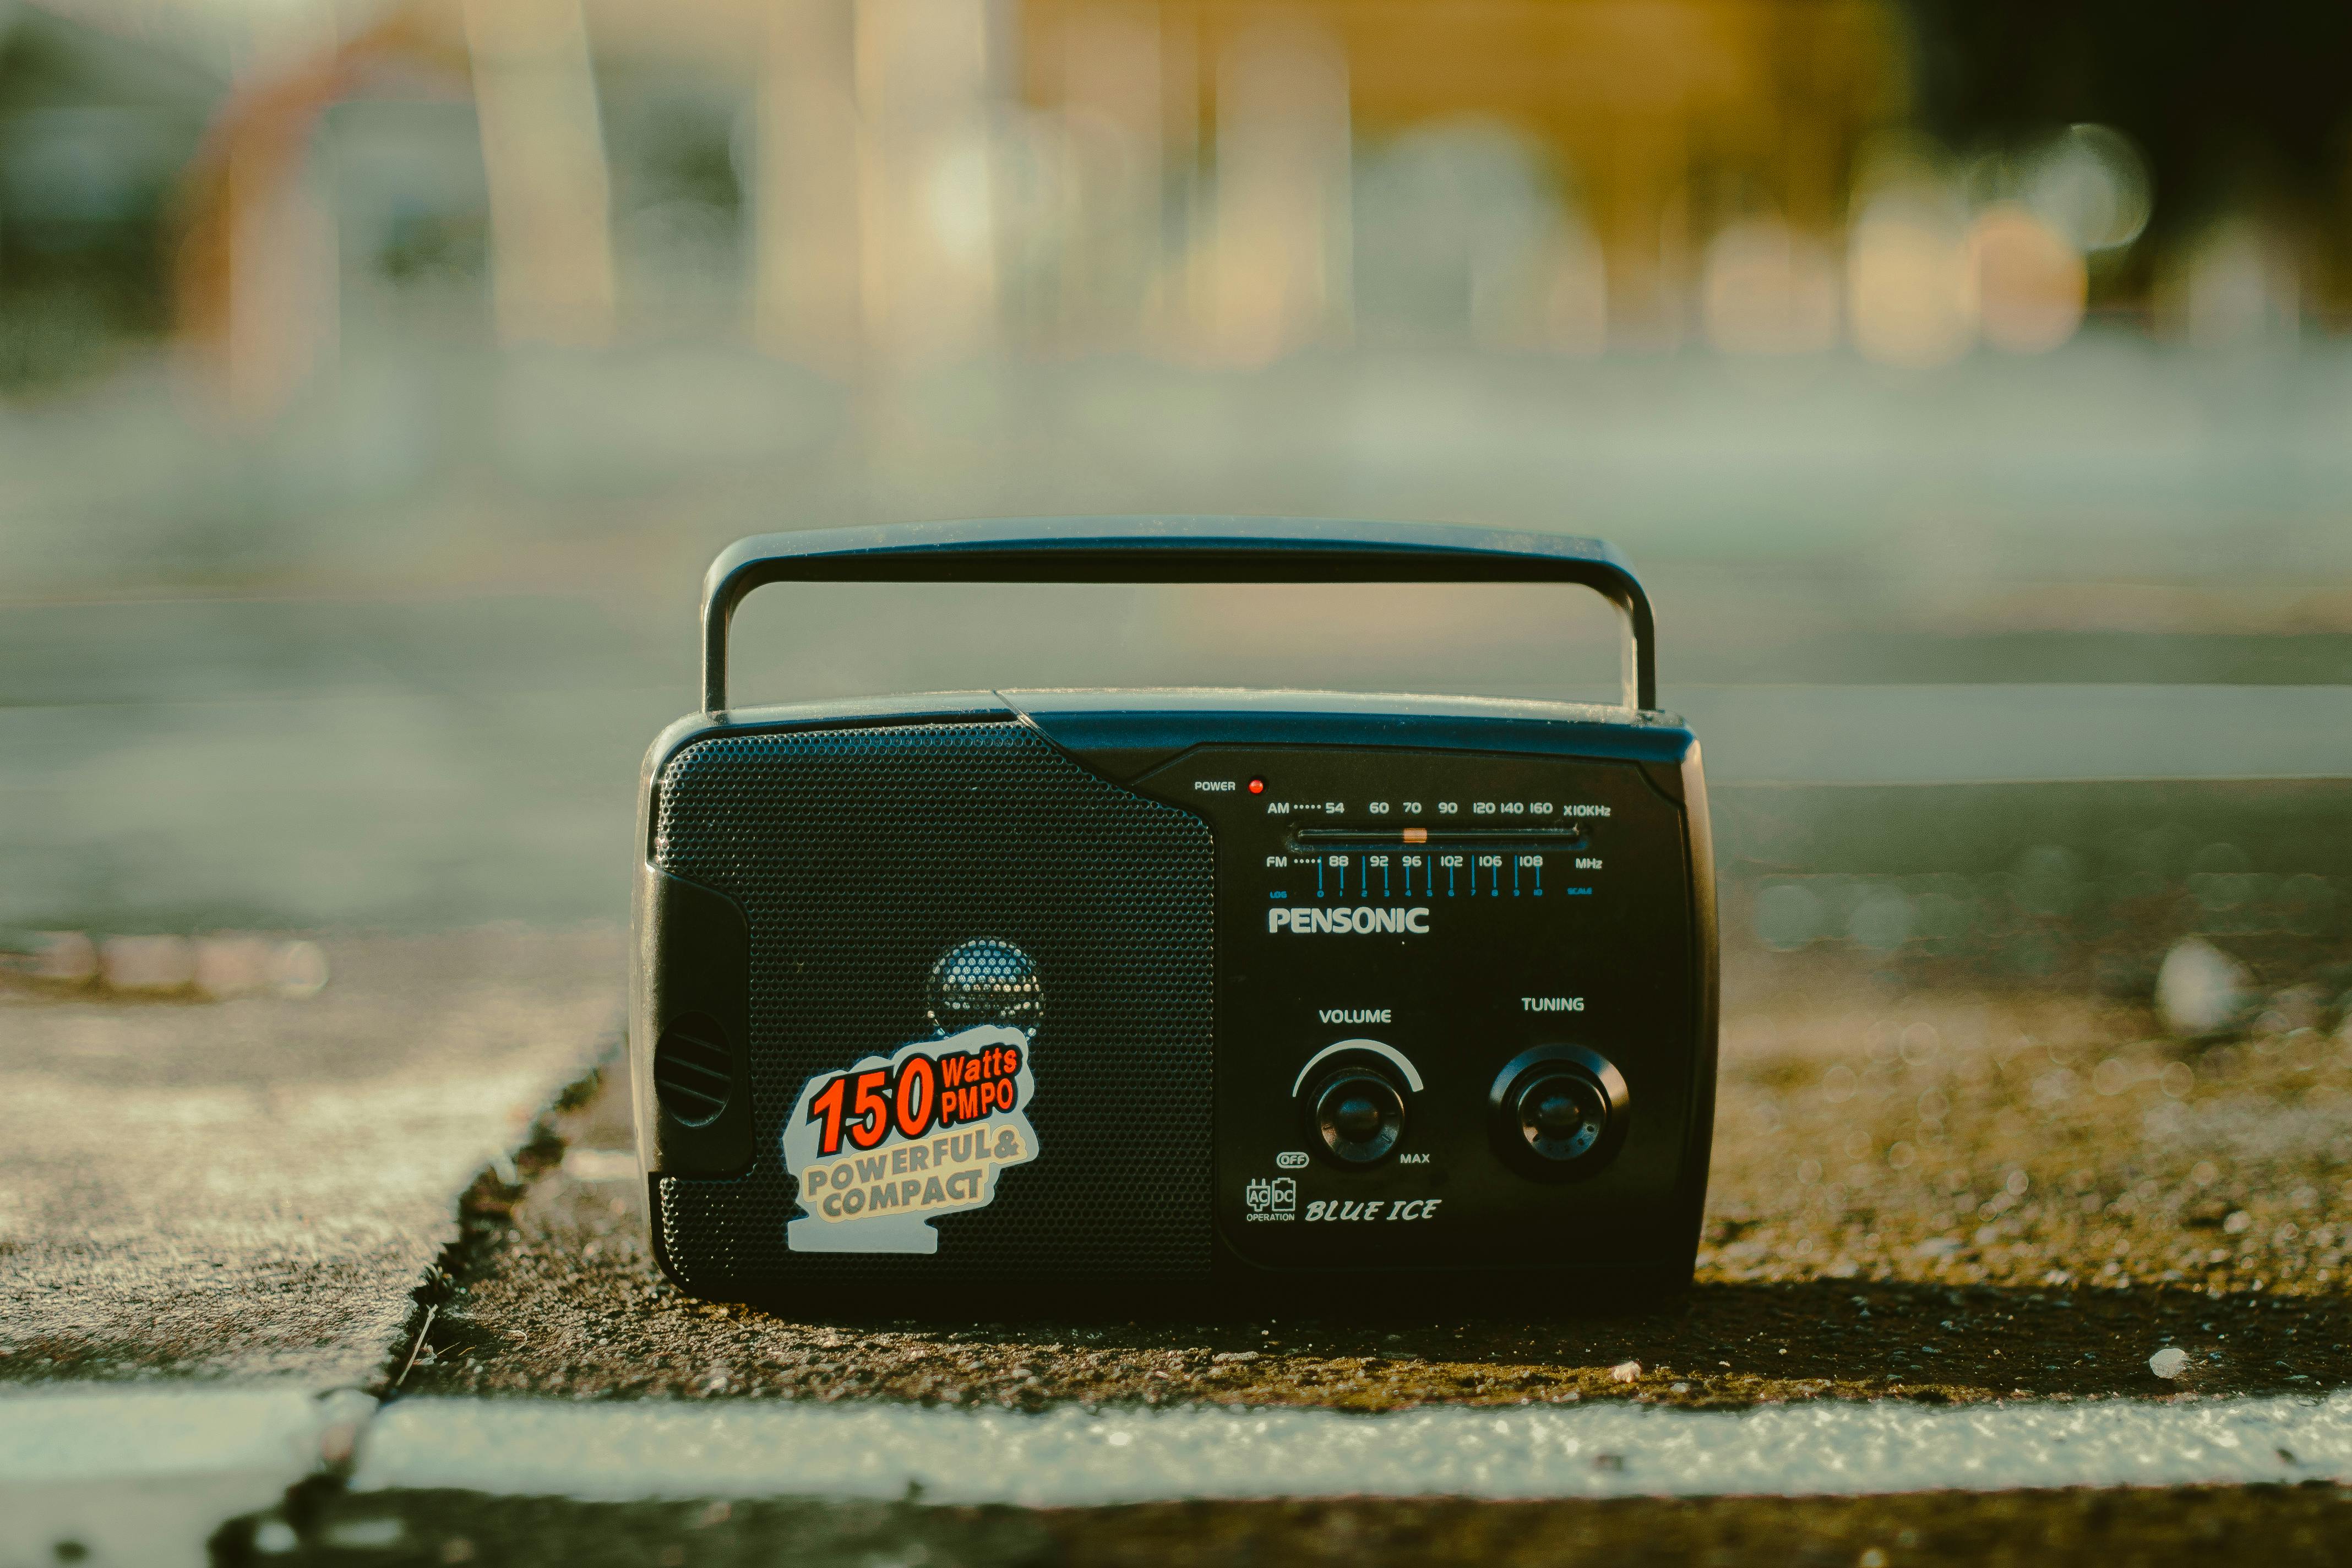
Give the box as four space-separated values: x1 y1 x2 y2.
9 928 2352 1567
0 929 619 1386
0 929 618 1566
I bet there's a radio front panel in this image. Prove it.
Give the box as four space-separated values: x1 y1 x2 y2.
1129 747 1701 1276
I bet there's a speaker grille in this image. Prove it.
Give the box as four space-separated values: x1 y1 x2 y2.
651 720 1215 1289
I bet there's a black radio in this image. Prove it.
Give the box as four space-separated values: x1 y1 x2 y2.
631 518 1717 1306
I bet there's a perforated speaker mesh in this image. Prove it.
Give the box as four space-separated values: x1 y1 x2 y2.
652 720 1215 1290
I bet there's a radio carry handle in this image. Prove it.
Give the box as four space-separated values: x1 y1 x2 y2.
700 516 1657 715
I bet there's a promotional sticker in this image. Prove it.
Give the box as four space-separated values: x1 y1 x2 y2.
782 1023 1039 1254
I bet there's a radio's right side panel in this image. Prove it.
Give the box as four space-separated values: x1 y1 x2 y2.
1135 746 1705 1283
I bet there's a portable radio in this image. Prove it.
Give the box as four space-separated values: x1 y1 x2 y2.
631 518 1716 1305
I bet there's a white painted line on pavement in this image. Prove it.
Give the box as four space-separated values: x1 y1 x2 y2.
0 1385 357 1483
0 1386 372 1568
351 1393 2352 1506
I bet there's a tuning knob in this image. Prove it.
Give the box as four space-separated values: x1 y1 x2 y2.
1488 1046 1628 1179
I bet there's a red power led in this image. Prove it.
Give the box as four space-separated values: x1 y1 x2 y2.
1248 777 1266 794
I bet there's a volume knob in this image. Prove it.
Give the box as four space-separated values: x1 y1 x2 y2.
1308 1068 1405 1164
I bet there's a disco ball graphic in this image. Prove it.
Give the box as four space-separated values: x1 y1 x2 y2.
924 939 1043 1037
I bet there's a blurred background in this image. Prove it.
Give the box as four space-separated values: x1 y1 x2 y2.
3 0 2349 1004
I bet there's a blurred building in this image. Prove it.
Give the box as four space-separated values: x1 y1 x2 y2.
161 0 1915 396
0 3 221 385
1021 0 1902 356
0 0 2339 403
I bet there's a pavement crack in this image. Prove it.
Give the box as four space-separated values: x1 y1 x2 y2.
366 1038 617 1403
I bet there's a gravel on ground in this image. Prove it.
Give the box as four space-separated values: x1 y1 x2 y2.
404 986 2352 1409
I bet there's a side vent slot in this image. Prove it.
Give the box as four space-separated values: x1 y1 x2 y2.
653 1013 733 1126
